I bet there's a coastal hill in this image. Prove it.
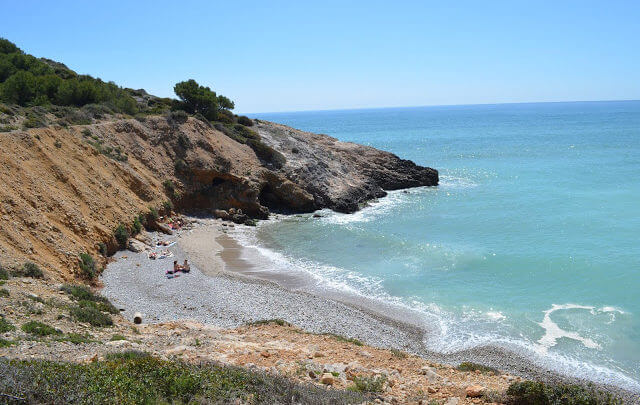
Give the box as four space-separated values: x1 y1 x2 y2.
2 38 624 404
0 38 437 280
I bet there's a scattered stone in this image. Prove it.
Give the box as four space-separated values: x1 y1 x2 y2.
444 398 460 405
213 209 230 220
358 350 372 358
127 239 147 253
465 385 486 398
260 351 271 358
320 373 335 385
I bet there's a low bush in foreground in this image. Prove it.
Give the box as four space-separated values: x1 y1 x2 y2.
0 354 364 404
348 374 386 393
505 380 622 405
21 321 61 336
70 305 113 327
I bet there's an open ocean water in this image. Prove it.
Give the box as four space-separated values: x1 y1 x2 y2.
249 101 640 388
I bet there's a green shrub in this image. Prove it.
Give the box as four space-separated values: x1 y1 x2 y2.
249 319 291 327
110 334 126 341
505 381 622 405
148 207 159 221
166 110 188 124
98 242 107 257
0 265 8 280
0 338 16 348
349 375 386 393
162 200 174 212
13 262 44 278
70 305 113 327
457 361 499 375
132 216 142 235
216 109 235 124
174 158 189 173
78 299 118 315
55 333 93 345
193 112 211 126
78 253 97 279
162 179 175 194
0 355 363 404
177 133 191 149
21 321 61 336
325 333 364 346
54 139 62 148
237 115 253 126
105 350 150 361
0 316 15 333
114 224 129 247
60 284 115 308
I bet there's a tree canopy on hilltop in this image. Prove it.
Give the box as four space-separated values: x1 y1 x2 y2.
0 38 137 114
173 79 235 121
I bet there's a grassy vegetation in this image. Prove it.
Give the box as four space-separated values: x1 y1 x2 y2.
54 332 94 345
110 334 126 341
324 333 364 346
21 321 61 337
0 288 9 298
457 361 499 375
248 319 292 327
70 305 113 327
11 262 44 278
348 375 386 393
0 316 15 333
505 380 622 405
61 284 117 327
0 338 17 348
0 265 9 280
0 354 364 404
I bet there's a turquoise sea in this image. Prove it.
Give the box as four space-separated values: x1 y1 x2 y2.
249 101 640 388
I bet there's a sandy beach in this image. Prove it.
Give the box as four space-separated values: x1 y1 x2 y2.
101 217 639 402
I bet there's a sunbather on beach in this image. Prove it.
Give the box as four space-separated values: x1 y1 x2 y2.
182 259 190 273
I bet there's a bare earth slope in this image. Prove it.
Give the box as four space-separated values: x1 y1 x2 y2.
0 116 437 279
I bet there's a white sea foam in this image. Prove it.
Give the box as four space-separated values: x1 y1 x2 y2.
228 198 639 391
537 304 601 351
439 175 479 189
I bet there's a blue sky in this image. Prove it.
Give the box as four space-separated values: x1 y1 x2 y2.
2 0 640 113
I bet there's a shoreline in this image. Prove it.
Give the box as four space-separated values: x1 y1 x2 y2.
101 217 639 402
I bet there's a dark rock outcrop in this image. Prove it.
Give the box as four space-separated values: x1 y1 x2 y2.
252 120 438 213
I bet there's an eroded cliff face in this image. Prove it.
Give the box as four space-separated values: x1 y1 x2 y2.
0 116 437 279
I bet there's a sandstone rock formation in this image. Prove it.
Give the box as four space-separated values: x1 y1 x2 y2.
0 115 437 278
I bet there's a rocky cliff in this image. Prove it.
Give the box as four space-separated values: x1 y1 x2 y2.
0 115 437 279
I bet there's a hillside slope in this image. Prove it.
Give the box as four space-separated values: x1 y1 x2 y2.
0 114 437 280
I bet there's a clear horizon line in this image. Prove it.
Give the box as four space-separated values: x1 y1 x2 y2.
242 98 640 116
